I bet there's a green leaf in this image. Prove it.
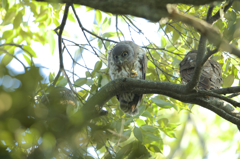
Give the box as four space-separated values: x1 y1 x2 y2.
133 127 143 142
74 78 87 87
23 45 37 58
144 133 160 142
2 30 13 39
135 119 145 127
147 144 161 153
35 9 48 22
13 11 23 28
168 123 179 130
48 30 55 55
172 30 180 43
96 10 102 24
56 78 67 87
172 57 181 66
1 10 16 25
68 13 75 22
151 97 175 109
49 73 55 82
122 130 131 140
157 118 169 128
233 1 240 12
164 24 174 33
23 54 31 66
85 71 91 78
1 54 13 66
86 79 94 86
223 74 234 87
92 24 99 34
102 32 119 38
94 61 102 71
161 36 167 47
100 76 109 87
141 111 152 118
141 125 157 132
86 6 93 12
163 130 176 138
101 17 111 31
116 143 132 159
62 30 70 37
2 0 9 11
98 39 103 49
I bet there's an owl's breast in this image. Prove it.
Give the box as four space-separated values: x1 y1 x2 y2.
109 62 142 80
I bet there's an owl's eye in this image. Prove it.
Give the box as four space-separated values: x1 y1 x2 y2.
114 56 118 59
122 51 128 57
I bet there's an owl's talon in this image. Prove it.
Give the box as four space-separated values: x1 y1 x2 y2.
131 70 138 77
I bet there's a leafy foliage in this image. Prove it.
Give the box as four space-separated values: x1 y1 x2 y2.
0 0 240 158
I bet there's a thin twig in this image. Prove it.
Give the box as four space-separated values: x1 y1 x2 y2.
0 48 26 69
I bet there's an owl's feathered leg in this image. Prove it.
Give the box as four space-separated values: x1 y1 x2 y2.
131 70 138 77
119 95 140 115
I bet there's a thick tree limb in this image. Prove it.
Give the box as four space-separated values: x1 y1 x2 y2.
80 78 240 128
35 0 225 22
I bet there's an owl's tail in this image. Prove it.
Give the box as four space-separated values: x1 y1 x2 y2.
119 94 142 115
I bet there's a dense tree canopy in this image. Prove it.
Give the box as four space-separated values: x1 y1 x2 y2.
0 0 240 158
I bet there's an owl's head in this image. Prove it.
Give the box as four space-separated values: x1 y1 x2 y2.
112 44 134 66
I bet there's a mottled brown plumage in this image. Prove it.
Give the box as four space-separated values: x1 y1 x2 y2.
179 50 222 92
108 41 147 115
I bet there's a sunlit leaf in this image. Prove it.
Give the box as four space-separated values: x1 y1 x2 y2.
96 10 102 24
172 30 180 43
68 13 75 22
135 119 145 127
13 11 23 28
23 54 31 66
48 30 55 55
161 36 167 47
1 10 16 25
23 45 37 58
223 74 234 87
147 144 161 153
101 17 111 31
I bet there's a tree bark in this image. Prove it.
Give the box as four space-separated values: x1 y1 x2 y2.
35 0 225 21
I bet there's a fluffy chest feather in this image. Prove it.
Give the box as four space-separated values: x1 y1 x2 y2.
109 55 143 80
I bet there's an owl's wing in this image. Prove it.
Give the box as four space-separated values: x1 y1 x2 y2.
208 59 223 89
107 48 112 71
179 51 197 85
180 51 223 90
140 48 147 80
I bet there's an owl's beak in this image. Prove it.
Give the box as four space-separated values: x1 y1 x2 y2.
118 59 123 65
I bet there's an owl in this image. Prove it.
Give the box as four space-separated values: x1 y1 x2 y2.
108 41 147 115
179 50 222 94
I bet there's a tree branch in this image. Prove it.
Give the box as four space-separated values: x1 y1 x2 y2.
52 3 70 86
35 0 225 22
79 78 240 129
166 5 240 59
184 5 213 92
208 0 234 24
